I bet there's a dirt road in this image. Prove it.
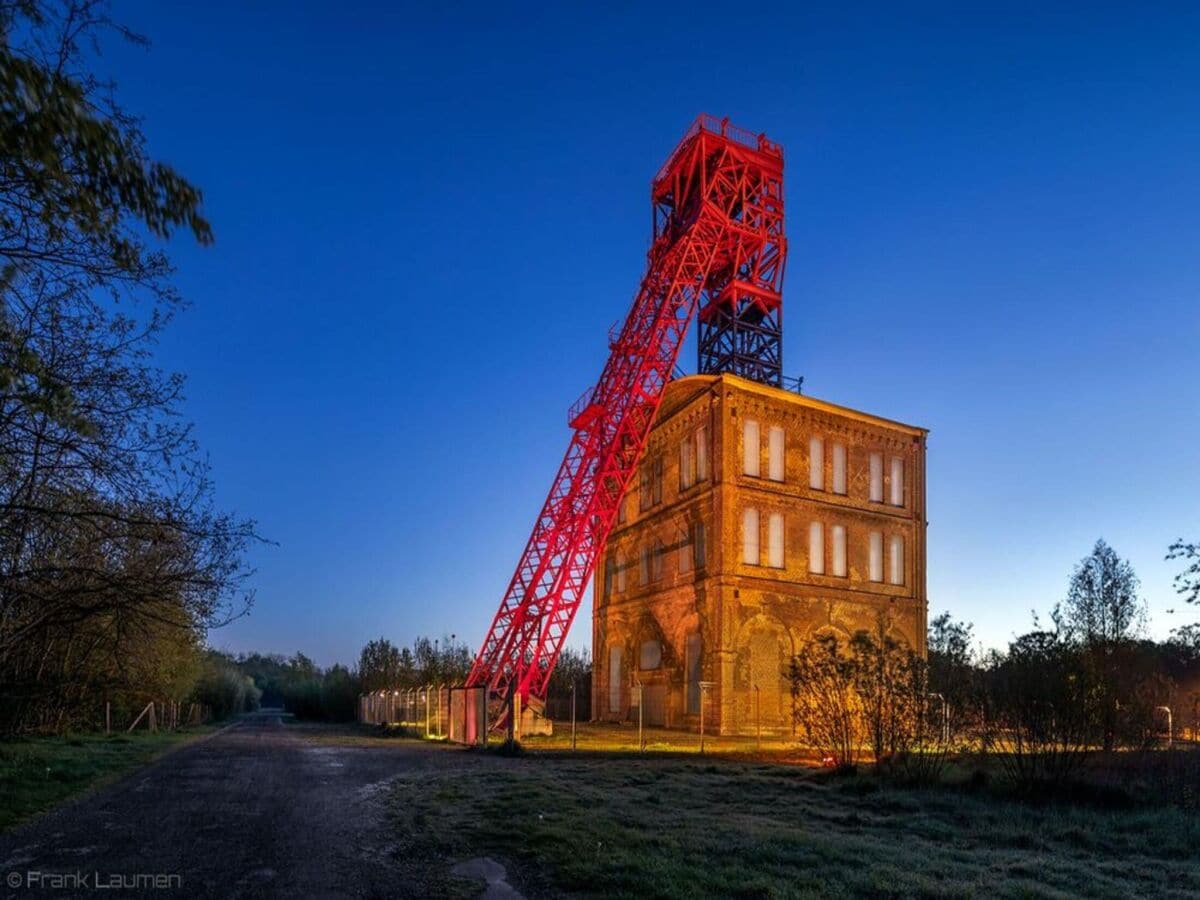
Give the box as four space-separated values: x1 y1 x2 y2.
0 713 477 898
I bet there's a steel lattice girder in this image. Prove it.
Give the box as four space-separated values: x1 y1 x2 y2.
466 116 787 717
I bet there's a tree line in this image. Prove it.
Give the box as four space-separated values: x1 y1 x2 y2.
791 539 1200 798
189 634 590 725
357 633 592 712
0 1 258 735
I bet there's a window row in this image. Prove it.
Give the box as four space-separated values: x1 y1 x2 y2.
741 508 905 585
603 522 707 597
621 424 710 522
742 418 905 506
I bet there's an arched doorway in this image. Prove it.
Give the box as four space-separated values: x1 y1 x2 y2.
733 616 792 733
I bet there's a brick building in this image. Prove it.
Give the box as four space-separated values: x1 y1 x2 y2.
591 373 927 734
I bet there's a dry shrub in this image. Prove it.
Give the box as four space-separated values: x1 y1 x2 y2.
790 616 951 780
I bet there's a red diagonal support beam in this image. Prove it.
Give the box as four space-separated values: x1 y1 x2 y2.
466 116 787 721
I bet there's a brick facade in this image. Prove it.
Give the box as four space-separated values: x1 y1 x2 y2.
591 373 928 735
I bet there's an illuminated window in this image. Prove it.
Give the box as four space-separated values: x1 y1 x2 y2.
650 539 664 581
869 452 883 502
680 439 694 490
742 507 760 565
638 458 662 511
869 531 883 582
608 646 622 714
768 426 785 482
693 521 706 568
889 535 905 586
809 436 824 490
768 513 785 568
640 640 662 670
681 425 709 489
831 525 847 577
809 521 824 574
890 457 904 507
832 443 847 495
743 419 760 477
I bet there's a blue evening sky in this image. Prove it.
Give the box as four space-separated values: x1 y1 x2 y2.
104 2 1199 665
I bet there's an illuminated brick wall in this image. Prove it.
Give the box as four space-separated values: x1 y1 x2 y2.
591 373 928 735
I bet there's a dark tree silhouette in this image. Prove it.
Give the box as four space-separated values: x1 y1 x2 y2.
1060 539 1145 644
1167 539 1199 606
0 1 258 733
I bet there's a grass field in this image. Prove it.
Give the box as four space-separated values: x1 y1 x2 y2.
0 726 218 832
387 751 1200 899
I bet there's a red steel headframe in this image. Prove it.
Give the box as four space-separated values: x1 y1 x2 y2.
466 115 786 715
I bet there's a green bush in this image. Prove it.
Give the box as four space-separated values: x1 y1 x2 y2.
189 654 261 720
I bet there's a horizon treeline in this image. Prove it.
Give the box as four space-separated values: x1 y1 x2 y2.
790 539 1200 803
192 637 594 725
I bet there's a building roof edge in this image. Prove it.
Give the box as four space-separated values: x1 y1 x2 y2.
668 373 929 436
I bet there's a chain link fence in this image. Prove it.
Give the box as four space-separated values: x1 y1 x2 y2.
359 684 591 744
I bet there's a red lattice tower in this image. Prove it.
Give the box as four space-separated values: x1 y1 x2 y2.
466 115 786 718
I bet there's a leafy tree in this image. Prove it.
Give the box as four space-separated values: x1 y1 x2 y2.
1166 539 1199 607
357 634 471 692
789 633 862 768
397 646 415 681
1057 542 1159 750
1060 539 1146 644
849 618 923 762
234 653 293 707
289 652 319 680
928 612 974 668
319 663 359 721
545 645 591 720
410 634 471 685
547 646 591 691
359 638 404 692
0 1 258 733
790 618 950 773
927 612 976 741
232 651 358 721
191 651 261 720
1 0 211 421
1170 622 1200 655
982 630 1099 789
413 637 436 682
435 635 472 685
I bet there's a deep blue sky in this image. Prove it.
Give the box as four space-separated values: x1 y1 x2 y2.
104 2 1199 666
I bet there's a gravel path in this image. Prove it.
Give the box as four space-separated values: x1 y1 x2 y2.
0 712 475 898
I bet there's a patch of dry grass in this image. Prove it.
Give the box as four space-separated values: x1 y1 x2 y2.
387 753 1200 898
0 726 218 832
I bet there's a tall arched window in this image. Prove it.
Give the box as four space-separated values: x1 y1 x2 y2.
608 645 623 714
742 508 760 565
889 535 905 586
809 521 825 574
743 419 760 476
639 639 662 670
